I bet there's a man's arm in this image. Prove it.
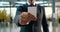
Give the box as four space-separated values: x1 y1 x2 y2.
41 6 49 32
33 5 43 32
14 6 22 26
14 5 36 26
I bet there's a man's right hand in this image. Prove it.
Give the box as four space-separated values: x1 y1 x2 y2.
19 12 31 25
19 12 37 25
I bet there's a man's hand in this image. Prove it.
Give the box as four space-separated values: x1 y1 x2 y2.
19 12 37 25
19 12 31 25
28 13 37 21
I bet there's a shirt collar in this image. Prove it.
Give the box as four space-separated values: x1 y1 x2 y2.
27 2 35 5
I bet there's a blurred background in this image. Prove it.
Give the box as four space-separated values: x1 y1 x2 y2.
0 0 60 32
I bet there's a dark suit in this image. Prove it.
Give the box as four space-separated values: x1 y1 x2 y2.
14 3 49 32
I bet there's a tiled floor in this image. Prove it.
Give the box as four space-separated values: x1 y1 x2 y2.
0 22 60 32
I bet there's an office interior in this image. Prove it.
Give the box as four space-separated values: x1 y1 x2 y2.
0 0 60 32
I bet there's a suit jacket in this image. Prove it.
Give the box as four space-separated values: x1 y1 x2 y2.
14 4 48 32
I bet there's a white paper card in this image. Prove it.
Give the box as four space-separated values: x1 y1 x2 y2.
28 7 37 17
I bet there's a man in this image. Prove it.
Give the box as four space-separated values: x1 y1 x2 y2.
14 0 49 32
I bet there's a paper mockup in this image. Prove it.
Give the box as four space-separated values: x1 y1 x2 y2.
28 7 37 17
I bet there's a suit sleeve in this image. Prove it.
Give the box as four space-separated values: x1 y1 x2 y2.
14 6 29 27
14 6 23 26
41 6 49 32
33 5 43 32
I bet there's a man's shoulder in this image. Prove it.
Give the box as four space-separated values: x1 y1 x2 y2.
23 4 28 7
35 4 42 8
36 4 44 8
17 4 28 8
18 4 28 8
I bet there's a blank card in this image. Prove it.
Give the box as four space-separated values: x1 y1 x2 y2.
28 7 37 17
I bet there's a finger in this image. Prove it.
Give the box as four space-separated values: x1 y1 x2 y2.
28 13 37 21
